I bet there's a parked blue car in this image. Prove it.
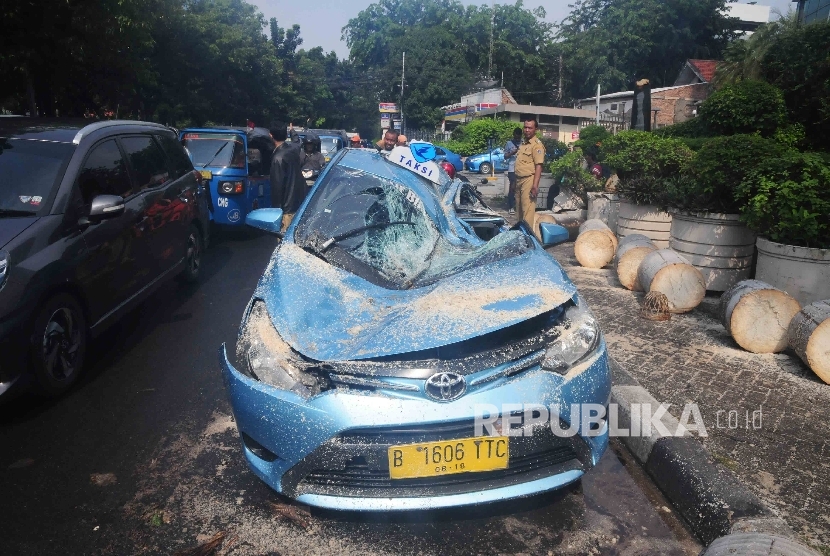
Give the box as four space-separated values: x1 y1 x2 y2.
220 146 610 510
180 127 274 226
434 145 463 172
464 147 509 174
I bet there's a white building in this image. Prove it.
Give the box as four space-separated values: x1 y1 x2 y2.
726 2 772 34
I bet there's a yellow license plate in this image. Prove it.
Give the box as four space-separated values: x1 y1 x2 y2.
388 436 508 479
199 170 212 180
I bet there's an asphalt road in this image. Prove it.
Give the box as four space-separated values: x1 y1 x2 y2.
0 228 701 556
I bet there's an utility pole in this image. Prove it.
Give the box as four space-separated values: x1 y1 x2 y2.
400 51 405 133
596 83 601 125
557 54 563 102
488 0 494 78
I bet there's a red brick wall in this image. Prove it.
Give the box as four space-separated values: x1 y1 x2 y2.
651 83 710 127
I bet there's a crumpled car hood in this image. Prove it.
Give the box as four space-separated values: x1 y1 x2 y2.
257 241 577 362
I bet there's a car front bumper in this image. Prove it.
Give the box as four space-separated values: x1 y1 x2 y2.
219 341 611 511
0 305 32 398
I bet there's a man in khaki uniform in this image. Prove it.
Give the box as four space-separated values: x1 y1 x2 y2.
514 118 546 237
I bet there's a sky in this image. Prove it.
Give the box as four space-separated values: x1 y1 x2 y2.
248 0 797 59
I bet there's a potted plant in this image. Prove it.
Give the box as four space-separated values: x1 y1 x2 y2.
737 149 830 306
602 131 693 248
663 134 788 291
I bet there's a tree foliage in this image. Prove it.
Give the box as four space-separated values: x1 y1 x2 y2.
0 0 371 133
760 20 830 150
342 0 560 129
441 118 519 156
557 0 737 100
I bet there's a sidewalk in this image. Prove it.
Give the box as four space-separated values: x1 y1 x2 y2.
490 202 830 553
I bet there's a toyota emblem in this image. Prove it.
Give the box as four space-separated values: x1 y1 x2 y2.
424 372 466 402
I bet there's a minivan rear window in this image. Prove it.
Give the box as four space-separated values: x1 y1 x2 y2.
0 138 75 215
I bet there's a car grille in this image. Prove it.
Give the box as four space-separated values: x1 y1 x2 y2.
301 445 579 490
281 420 593 499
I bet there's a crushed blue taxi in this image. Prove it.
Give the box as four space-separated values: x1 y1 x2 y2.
219 143 611 510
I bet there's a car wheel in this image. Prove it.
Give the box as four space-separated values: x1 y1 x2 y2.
479 162 492 174
30 293 87 397
180 224 203 283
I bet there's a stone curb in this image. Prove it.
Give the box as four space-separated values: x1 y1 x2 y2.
608 358 802 548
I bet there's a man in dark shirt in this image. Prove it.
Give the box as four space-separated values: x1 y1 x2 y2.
269 121 306 231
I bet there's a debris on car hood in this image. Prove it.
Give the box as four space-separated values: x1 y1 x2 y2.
256 241 577 361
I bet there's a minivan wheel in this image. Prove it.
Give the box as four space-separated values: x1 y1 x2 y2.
31 293 87 397
479 162 492 175
181 224 203 283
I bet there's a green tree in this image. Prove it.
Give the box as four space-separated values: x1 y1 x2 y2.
714 11 799 86
760 20 830 150
342 0 559 129
557 0 738 100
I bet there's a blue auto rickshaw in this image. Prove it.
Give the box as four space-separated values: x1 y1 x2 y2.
180 126 274 226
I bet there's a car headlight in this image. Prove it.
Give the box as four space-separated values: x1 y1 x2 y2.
235 300 320 397
0 250 9 290
219 181 244 194
542 300 600 374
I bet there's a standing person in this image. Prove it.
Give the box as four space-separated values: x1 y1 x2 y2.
375 129 399 152
504 127 522 215
269 121 306 231
514 118 546 238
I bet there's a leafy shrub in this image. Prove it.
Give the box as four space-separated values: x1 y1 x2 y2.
737 151 830 248
761 21 830 150
574 125 610 159
548 149 603 204
772 123 806 149
697 80 787 137
675 137 712 152
674 134 789 213
443 119 521 156
654 117 710 139
540 137 568 161
602 131 693 205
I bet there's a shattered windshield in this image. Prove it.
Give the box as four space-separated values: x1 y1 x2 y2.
295 155 531 289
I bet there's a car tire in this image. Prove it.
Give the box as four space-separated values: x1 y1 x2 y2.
479 162 492 175
30 293 87 397
180 224 203 283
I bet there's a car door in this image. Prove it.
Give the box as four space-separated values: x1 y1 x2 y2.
120 135 188 277
492 148 508 171
72 139 151 323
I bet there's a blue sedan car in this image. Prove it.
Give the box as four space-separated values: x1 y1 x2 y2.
464 147 509 174
434 145 463 172
220 145 610 510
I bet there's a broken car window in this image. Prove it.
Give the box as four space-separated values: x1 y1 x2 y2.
295 155 531 289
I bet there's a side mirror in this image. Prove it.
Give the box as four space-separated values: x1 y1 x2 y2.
539 223 569 247
89 195 125 219
246 208 284 236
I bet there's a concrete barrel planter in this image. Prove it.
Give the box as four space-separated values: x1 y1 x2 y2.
586 193 621 234
616 199 672 249
755 238 830 306
669 212 756 292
